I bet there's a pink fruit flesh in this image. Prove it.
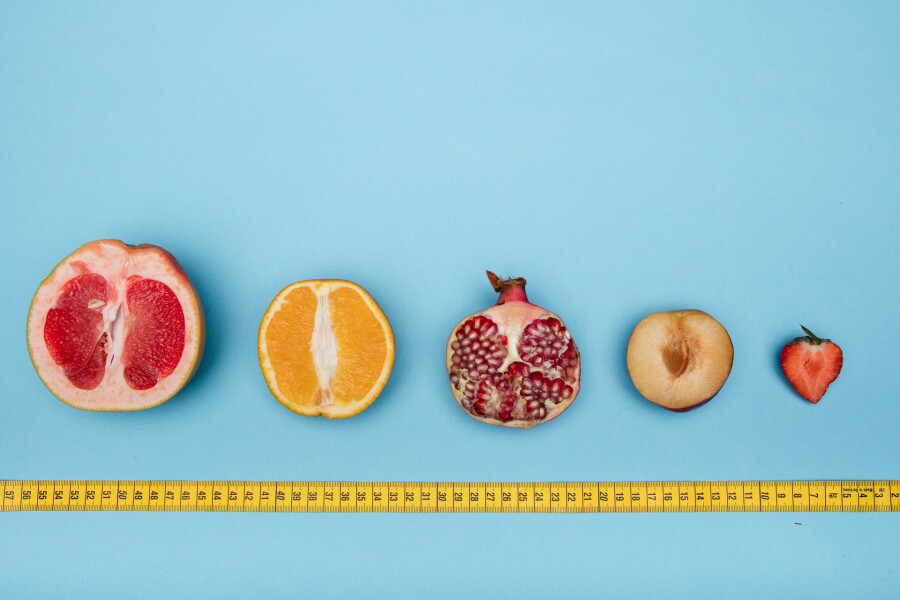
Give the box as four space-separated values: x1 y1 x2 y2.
44 274 108 390
121 278 186 390
44 274 186 391
446 272 580 428
28 239 204 411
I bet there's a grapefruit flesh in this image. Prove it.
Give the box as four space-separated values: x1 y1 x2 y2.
27 240 205 411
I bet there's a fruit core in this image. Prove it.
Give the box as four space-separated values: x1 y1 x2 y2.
663 337 692 377
310 288 339 406
43 272 185 391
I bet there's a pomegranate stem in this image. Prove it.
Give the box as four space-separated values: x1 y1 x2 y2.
486 270 528 304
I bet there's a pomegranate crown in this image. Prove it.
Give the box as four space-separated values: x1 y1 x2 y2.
486 270 529 304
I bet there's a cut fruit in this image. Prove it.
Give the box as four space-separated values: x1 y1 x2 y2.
258 280 395 418
27 239 205 411
781 325 843 404
626 309 733 412
446 271 581 428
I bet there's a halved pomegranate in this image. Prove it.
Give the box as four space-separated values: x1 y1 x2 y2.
446 271 581 428
27 240 205 411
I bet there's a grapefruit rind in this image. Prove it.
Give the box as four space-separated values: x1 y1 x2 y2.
257 279 395 419
26 239 205 411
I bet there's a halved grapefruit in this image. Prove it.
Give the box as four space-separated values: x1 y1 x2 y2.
27 239 205 411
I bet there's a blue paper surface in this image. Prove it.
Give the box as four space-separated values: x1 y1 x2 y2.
2 1 899 597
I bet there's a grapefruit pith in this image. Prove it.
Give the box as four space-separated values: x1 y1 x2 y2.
27 239 205 411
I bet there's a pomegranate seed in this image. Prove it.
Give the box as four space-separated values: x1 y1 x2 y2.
446 272 581 428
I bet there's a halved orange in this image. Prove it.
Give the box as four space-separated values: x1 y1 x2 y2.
258 280 394 418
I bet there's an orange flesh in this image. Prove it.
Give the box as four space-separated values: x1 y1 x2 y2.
329 286 388 407
265 286 319 405
261 283 392 412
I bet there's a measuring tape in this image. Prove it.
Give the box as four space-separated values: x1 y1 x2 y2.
2 480 898 512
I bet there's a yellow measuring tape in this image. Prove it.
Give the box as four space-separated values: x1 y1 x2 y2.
2 480 899 512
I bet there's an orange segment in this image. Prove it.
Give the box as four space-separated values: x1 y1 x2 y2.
258 280 394 418
329 286 390 407
261 285 319 407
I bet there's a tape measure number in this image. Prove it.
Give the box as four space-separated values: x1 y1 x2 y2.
2 481 898 513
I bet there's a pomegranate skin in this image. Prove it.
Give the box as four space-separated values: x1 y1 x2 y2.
445 272 581 429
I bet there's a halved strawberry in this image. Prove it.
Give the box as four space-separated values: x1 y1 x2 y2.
780 326 843 404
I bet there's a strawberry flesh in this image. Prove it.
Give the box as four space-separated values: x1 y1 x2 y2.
780 327 843 403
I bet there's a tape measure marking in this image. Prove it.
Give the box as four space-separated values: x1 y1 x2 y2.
2 481 898 513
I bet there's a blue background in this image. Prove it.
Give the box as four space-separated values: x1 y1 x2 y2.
2 1 899 597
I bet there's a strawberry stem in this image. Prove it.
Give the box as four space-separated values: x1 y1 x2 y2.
800 325 822 344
